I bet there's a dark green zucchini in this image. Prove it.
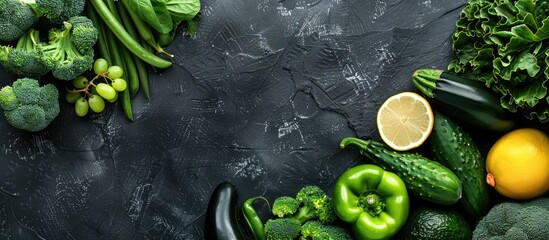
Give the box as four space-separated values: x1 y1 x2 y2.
429 111 490 216
340 137 462 205
205 181 246 240
412 69 514 131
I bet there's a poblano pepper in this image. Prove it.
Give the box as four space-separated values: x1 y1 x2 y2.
333 164 409 240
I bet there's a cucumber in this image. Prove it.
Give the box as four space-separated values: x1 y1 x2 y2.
340 137 462 205
429 111 490 216
412 69 514 131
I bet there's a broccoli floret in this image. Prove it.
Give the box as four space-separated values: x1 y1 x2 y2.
0 28 49 78
0 78 59 132
293 186 336 224
0 0 39 42
300 220 352 240
473 197 549 240
23 0 85 24
272 196 300 218
264 218 301 240
37 16 97 80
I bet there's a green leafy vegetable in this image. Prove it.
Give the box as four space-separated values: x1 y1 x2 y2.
449 0 549 122
126 0 173 34
165 0 201 22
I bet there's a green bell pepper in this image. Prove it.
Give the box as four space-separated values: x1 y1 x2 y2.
333 164 409 240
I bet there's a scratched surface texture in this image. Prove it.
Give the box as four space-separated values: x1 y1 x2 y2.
0 0 467 239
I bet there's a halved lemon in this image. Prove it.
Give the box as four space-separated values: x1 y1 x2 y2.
376 92 434 151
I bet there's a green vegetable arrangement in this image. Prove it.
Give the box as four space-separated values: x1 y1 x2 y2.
0 0 95 80
242 186 353 240
449 0 549 122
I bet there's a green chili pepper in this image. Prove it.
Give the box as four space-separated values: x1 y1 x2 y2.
333 164 409 240
242 196 268 240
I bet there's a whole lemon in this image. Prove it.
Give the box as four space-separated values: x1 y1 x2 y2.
486 128 549 200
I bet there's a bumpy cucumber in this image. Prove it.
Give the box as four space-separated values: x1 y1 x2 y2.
340 137 462 205
429 111 490 216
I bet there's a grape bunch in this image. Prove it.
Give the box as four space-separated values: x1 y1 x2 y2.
66 58 128 117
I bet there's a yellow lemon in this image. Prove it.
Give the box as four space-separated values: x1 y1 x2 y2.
486 128 549 200
376 92 434 151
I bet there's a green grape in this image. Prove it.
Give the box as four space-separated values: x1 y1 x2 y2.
65 92 81 103
73 76 89 89
107 66 124 79
88 94 106 113
111 78 127 92
106 91 119 103
96 83 116 100
75 97 89 117
94 58 109 75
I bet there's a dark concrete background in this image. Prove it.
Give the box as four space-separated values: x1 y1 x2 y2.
0 0 471 239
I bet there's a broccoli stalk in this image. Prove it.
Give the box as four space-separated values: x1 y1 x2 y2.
37 16 97 81
0 28 49 78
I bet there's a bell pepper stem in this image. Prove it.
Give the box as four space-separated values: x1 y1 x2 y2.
358 190 386 217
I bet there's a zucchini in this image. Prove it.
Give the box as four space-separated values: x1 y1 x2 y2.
429 111 490 216
340 137 462 205
412 69 514 131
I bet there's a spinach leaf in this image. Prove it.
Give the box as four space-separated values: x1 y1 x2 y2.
127 0 173 34
166 0 201 22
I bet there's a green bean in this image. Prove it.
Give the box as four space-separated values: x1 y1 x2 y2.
133 55 150 99
115 0 143 98
120 0 173 58
242 197 268 240
120 45 140 98
86 4 112 65
104 18 133 121
89 0 172 68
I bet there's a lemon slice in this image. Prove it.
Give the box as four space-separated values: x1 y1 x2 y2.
376 92 434 151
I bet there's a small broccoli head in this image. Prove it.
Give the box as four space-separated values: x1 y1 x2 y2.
294 186 336 224
68 16 98 53
473 197 549 240
37 17 96 80
32 0 85 23
0 78 59 132
0 0 39 42
264 218 301 240
272 196 300 218
300 220 353 240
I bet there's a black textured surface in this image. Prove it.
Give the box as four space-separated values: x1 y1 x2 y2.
0 0 468 239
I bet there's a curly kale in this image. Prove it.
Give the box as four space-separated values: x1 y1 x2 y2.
449 0 549 122
473 197 549 240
